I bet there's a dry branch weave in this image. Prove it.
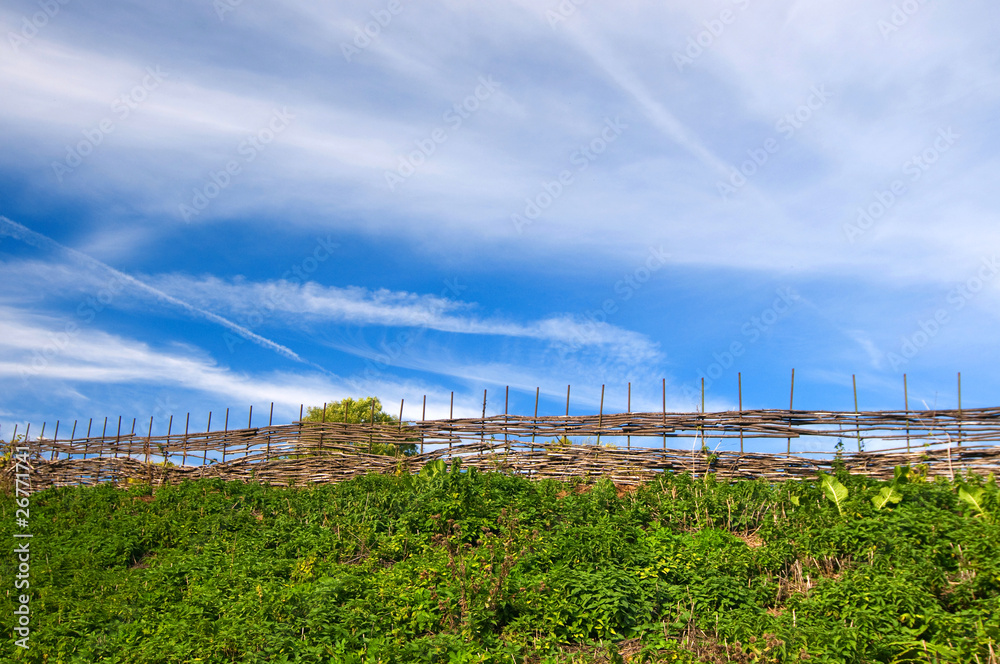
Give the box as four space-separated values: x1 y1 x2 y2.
4 408 1000 491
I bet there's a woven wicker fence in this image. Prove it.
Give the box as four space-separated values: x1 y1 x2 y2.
4 407 1000 491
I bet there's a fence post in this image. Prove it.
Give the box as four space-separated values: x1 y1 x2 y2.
957 371 962 446
222 408 229 464
738 372 744 454
662 378 666 451
904 374 909 452
853 375 862 453
266 402 273 461
421 395 426 455
51 420 59 461
84 418 92 460
166 415 173 467
480 390 486 445
203 412 212 467
449 391 454 452
182 413 190 466
532 387 540 476
565 384 571 441
504 386 509 453
597 384 604 447
144 416 153 467
70 420 77 459
787 368 794 455
100 417 108 459
626 382 631 451
319 403 326 452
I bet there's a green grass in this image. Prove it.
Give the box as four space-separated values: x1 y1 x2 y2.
1 461 998 663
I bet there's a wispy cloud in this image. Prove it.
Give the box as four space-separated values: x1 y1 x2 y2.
0 216 316 367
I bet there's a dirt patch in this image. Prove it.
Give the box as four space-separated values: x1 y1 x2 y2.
734 530 765 548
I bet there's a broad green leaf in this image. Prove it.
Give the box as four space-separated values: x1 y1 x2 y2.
892 465 911 485
958 487 987 518
820 473 849 515
789 494 800 507
871 486 903 510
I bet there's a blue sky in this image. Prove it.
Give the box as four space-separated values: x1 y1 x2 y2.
2 0 999 452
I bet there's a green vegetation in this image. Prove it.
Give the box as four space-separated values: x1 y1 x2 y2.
2 464 998 663
301 397 418 457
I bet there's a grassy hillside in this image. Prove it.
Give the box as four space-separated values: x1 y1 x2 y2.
2 461 998 663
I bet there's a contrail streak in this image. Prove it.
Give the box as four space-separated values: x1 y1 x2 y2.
0 216 330 373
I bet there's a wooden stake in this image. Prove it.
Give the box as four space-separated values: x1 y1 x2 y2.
957 371 962 446
480 390 487 443
504 386 510 450
100 417 107 459
597 384 605 446
319 402 326 451
904 374 909 452
449 391 454 452
532 387 540 473
222 408 229 463
699 378 705 447
532 387 539 446
787 368 794 455
203 412 211 466
421 395 426 455
738 372 743 454
853 374 862 452
627 382 631 451
51 420 59 461
182 413 190 467
565 384 571 441
662 378 666 450
84 418 92 460
144 416 153 467
369 400 375 454
266 402 273 461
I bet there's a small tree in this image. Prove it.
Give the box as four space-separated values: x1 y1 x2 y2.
302 397 418 456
